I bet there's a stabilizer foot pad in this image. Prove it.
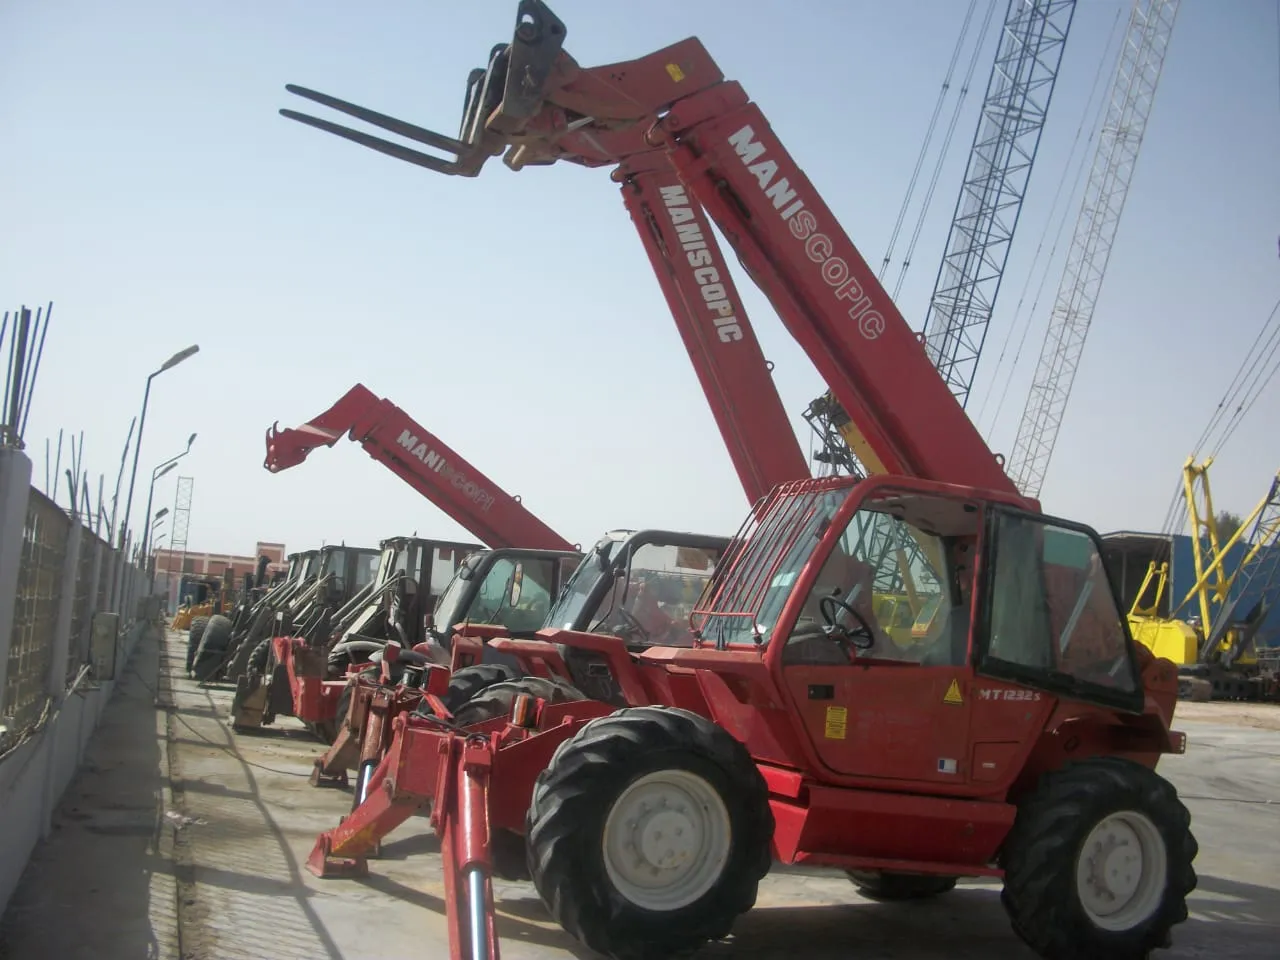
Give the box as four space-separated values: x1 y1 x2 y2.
305 835 369 879
310 758 349 789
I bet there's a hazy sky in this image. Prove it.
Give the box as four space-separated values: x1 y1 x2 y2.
2 0 1277 558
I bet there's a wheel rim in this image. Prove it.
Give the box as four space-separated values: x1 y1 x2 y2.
601 768 732 912
1074 809 1168 931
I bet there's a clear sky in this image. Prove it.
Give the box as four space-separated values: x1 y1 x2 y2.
2 0 1277 558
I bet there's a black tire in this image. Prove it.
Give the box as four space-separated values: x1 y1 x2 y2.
847 870 957 901
191 615 234 682
526 706 773 960
226 633 268 682
452 676 585 727
186 616 209 674
1000 756 1197 960
442 663 520 715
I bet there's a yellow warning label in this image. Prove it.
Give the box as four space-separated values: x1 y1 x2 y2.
665 62 686 83
943 679 964 706
824 705 848 739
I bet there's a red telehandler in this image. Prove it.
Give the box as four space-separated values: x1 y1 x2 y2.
263 383 576 553
280 6 1197 959
230 384 582 737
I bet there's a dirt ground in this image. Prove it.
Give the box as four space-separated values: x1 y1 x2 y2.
1173 700 1280 731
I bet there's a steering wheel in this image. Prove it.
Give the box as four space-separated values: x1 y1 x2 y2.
818 594 876 651
607 607 652 645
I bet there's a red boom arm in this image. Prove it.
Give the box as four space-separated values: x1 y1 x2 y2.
265 383 575 552
279 2 1019 496
617 151 810 504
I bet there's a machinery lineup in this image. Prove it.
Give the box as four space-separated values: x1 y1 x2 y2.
166 2 1280 959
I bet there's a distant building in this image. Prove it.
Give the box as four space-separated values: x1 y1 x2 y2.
153 541 288 609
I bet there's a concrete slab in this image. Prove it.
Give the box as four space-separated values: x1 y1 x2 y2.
5 629 1279 959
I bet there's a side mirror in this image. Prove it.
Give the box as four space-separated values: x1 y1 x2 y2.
509 562 524 607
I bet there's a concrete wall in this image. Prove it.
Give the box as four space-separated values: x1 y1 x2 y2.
0 620 151 912
0 446 154 916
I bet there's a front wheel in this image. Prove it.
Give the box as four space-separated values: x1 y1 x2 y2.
1000 756 1197 960
525 706 773 960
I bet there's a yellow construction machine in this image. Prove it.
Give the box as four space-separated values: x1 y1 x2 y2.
1127 457 1280 699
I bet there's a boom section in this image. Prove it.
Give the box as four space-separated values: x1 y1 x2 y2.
279 0 1015 495
265 383 574 553
617 151 809 502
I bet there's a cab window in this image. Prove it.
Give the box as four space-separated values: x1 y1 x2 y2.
783 493 979 668
981 510 1140 702
469 556 558 632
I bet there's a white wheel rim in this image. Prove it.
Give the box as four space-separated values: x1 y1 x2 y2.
1075 809 1168 931
601 768 732 912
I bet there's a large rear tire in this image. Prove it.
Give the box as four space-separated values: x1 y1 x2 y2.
191 615 233 682
442 662 519 714
186 616 209 674
451 676 584 727
1000 756 1197 960
526 706 772 960
226 633 267 683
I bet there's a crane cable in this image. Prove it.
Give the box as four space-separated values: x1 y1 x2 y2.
1152 296 1280 540
1198 297 1280 460
974 5 1126 437
890 0 1000 303
878 0 981 282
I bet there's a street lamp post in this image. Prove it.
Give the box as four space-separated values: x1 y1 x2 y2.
150 533 169 595
140 432 196 570
116 345 199 616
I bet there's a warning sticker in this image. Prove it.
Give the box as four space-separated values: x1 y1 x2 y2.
942 679 964 706
824 705 848 739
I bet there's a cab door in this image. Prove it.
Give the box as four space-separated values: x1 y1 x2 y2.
779 491 981 787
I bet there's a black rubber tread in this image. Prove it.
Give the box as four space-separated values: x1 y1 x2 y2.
999 756 1198 960
191 615 234 682
442 662 520 715
846 870 957 900
451 676 585 728
525 705 773 960
186 616 209 674
226 633 268 683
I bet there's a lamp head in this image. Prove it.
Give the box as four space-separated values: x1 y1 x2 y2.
159 344 200 373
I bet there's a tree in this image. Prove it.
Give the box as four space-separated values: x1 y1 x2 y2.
1216 510 1245 544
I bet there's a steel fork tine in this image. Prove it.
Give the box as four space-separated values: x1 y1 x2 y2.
284 84 470 155
278 110 467 175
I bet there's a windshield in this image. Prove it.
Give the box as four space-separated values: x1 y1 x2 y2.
547 540 617 629
697 487 846 648
585 541 722 648
321 550 343 577
353 552 380 590
431 552 487 635
432 552 562 635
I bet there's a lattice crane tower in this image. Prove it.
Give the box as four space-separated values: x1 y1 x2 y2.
804 0 1078 475
1007 0 1180 497
170 476 194 575
923 0 1077 407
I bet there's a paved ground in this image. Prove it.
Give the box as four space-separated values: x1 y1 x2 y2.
2 627 1278 959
